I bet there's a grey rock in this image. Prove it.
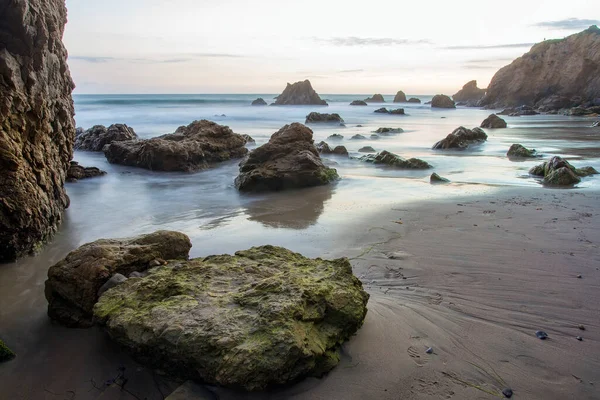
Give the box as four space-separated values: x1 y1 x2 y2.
97 274 128 297
272 80 327 105
432 127 487 150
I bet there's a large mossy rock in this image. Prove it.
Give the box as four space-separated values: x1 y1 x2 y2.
235 123 339 192
543 167 581 186
94 245 369 391
305 112 344 124
431 94 456 108
432 126 488 150
0 0 76 262
103 120 248 172
360 150 432 169
0 339 16 362
74 124 138 151
272 80 327 105
45 231 192 327
507 144 537 159
481 114 507 129
529 156 598 186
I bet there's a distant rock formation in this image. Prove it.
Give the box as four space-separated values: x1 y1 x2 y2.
408 98 421 104
480 114 507 129
0 0 76 262
272 80 328 105
251 98 267 106
75 124 138 151
365 94 385 103
480 26 600 109
432 127 488 150
66 162 107 182
529 156 598 186
305 112 344 124
359 146 376 153
431 95 456 109
393 91 408 103
374 107 389 113
507 144 538 159
332 146 348 156
430 173 450 184
327 134 344 141
350 100 368 106
360 151 432 169
235 123 339 192
351 134 367 140
453 80 486 106
104 120 248 172
375 127 404 135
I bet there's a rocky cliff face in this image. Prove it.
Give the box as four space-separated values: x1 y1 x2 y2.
272 80 327 105
481 26 600 109
0 0 75 262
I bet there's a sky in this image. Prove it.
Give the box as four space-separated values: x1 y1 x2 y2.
63 0 600 94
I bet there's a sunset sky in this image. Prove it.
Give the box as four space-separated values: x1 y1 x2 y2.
63 0 599 94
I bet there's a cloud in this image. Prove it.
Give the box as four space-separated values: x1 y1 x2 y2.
533 18 600 30
69 56 116 63
69 53 245 64
317 37 431 46
444 43 535 50
337 69 364 73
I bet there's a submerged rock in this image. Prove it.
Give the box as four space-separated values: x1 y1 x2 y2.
393 91 407 103
0 0 76 262
529 156 598 186
306 112 344 124
408 98 421 103
432 127 488 150
360 150 432 169
430 173 450 184
374 107 389 114
481 114 507 129
389 108 405 115
93 245 369 391
327 134 344 141
272 80 328 105
251 98 267 106
544 167 581 186
350 100 368 106
359 146 376 153
0 339 16 362
375 127 404 135
431 94 456 109
316 141 333 154
66 161 107 182
332 146 349 156
507 144 537 159
45 231 192 327
351 134 367 140
365 94 385 103
453 80 486 104
235 123 339 192
103 120 248 172
75 124 138 151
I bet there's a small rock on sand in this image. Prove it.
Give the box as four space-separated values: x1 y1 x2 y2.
502 388 514 398
425 347 433 354
535 331 548 340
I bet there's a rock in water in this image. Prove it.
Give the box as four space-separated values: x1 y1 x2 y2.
0 339 16 362
480 26 600 109
74 124 138 151
332 146 349 156
360 150 432 169
235 123 339 192
374 107 390 114
431 94 456 108
93 245 369 391
251 98 267 106
393 91 407 103
389 108 405 115
241 134 255 144
453 80 486 105
351 134 367 140
529 156 598 187
272 80 328 105
408 98 421 103
375 127 404 135
430 173 450 183
327 134 344 141
0 0 76 262
103 120 248 172
350 100 368 106
45 231 192 327
66 161 107 182
543 167 581 187
305 112 344 124
481 114 507 129
507 144 537 159
316 141 333 154
432 127 488 150
365 94 385 103
359 146 376 153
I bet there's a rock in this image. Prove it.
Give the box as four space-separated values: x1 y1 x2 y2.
370 134 380 140
97 274 128 297
45 231 192 328
535 331 548 340
502 388 514 398
374 107 389 114
407 98 421 104
579 324 586 331
350 100 368 106
327 134 344 141
93 245 369 391
592 121 600 127
241 134 255 144
129 271 145 278
235 123 339 192
0 0 76 262
393 91 407 103
166 381 215 400
431 95 456 109
507 144 537 159
305 112 344 124
365 94 385 103
481 114 507 129
251 98 267 106
577 166 599 176
432 127 488 150
0 339 16 363
425 347 433 354
316 141 333 154
576 336 583 341
272 80 328 105
66 161 107 182
74 124 138 151
529 156 598 185
430 173 450 184
389 108 405 115
356 125 363 127
452 80 486 104
332 146 349 156
359 146 376 153
544 167 581 187
360 150 432 169
103 120 248 172
351 134 367 140
76 127 85 137
375 128 404 135
480 26 600 109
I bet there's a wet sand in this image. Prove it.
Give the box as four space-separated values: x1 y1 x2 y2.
1 187 599 399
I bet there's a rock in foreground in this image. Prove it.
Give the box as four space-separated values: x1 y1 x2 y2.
432 127 488 150
103 120 248 172
431 94 456 108
235 123 339 192
66 161 107 182
74 124 138 151
45 231 192 327
94 245 369 391
507 144 537 159
529 156 598 186
481 114 507 129
272 80 328 105
360 150 431 169
305 112 344 124
453 80 486 105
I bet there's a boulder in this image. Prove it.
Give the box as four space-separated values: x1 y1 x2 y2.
359 146 376 153
374 108 389 114
407 98 421 104
251 98 267 106
0 0 76 262
529 156 598 186
332 146 349 156
241 134 255 144
480 26 600 109
351 134 367 140
350 100 368 106
393 91 407 103
316 141 333 154
370 134 380 140
93 245 369 391
327 134 344 141
235 123 339 192
543 167 581 186
360 150 431 169
452 80 486 104
389 108 405 115
431 94 456 109
507 144 537 159
365 94 385 103
375 128 404 135
103 120 248 172
97 273 128 297
76 127 85 137
432 126 488 150
74 124 138 151
430 173 450 184
45 231 192 327
481 114 507 129
272 80 328 105
66 161 107 182
305 112 344 124
0 339 16 363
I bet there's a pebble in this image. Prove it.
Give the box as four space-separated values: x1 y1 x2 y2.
425 347 433 354
578 325 586 331
502 388 513 398
576 336 583 341
577 275 582 279
535 331 548 340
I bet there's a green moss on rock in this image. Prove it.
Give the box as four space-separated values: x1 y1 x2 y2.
0 339 16 362
360 150 431 169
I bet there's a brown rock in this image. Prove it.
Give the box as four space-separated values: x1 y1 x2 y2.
393 91 407 103
365 94 385 103
481 114 507 129
272 80 327 105
432 127 488 149
66 161 107 182
431 94 456 108
74 124 138 151
453 80 486 105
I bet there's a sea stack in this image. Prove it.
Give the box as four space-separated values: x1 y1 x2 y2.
272 80 328 105
453 80 486 106
431 94 456 109
0 0 76 262
393 91 408 103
